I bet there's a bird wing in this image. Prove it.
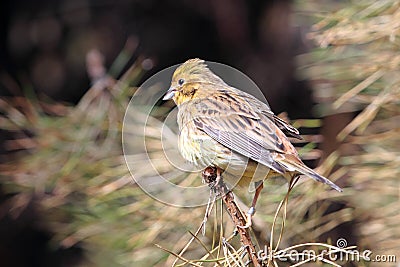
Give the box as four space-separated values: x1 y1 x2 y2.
184 87 342 192
218 87 302 139
188 95 289 174
270 114 302 139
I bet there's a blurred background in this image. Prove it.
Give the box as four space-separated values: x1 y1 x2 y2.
1 0 313 114
0 0 399 266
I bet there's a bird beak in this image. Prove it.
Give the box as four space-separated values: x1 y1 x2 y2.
163 87 176 100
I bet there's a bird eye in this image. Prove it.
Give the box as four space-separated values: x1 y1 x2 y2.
178 78 185 86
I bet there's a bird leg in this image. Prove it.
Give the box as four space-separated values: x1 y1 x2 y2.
239 180 264 229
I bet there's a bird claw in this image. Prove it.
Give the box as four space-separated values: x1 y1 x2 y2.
202 167 218 185
238 207 256 229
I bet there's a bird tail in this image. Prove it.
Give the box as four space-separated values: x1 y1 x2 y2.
276 155 343 192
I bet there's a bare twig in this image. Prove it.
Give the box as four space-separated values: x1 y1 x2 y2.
202 167 261 267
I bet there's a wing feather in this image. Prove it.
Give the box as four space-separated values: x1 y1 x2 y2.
181 86 342 192
217 87 302 139
189 95 288 174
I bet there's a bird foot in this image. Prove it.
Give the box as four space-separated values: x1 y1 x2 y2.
202 166 218 185
238 206 256 229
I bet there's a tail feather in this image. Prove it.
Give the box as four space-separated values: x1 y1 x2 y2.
277 156 343 192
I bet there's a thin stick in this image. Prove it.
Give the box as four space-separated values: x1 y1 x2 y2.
172 202 214 267
202 167 261 267
155 244 203 267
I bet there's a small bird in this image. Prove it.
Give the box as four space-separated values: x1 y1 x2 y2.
163 58 342 226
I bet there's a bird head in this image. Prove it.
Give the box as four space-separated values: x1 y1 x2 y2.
163 58 225 105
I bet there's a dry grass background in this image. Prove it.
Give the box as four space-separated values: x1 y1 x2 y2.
297 0 400 260
1 1 399 266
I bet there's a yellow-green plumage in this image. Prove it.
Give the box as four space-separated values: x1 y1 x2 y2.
164 58 342 192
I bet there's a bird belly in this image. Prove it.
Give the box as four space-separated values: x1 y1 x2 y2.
219 153 273 189
178 125 220 167
178 128 273 189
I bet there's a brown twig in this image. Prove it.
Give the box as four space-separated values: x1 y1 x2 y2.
202 167 261 267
